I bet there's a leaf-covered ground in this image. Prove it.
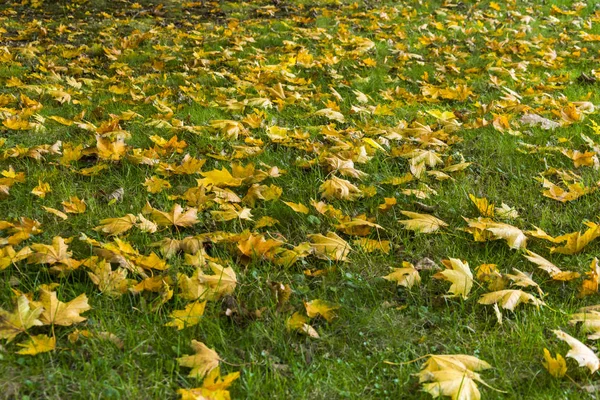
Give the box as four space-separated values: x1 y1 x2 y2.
2 0 600 398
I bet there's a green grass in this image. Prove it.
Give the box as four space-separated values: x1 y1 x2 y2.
2 0 600 399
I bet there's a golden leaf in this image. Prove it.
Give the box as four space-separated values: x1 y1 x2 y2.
307 232 351 262
433 258 473 299
150 203 199 227
143 176 171 194
553 330 600 374
282 201 309 214
39 290 91 326
31 180 51 198
304 299 339 322
383 262 421 288
0 295 44 342
542 349 567 378
16 334 56 355
165 301 206 330
286 312 319 338
523 250 580 281
399 211 448 233
319 176 362 200
177 340 221 379
94 214 137 236
478 289 544 311
61 196 86 214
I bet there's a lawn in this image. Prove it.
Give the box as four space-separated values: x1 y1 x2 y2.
1 0 600 399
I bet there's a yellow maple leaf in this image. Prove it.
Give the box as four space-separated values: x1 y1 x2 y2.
143 176 171 194
178 367 240 400
570 310 600 340
478 289 544 311
28 236 80 269
87 260 132 297
307 232 351 261
61 196 86 214
551 222 600 255
319 176 362 200
31 180 51 198
383 262 421 288
197 262 237 300
282 201 309 214
469 194 495 217
542 348 567 378
177 340 221 379
150 203 199 227
0 295 44 342
304 299 339 322
197 168 242 187
434 258 473 299
94 214 137 236
41 206 68 220
353 238 390 254
16 334 56 355
523 250 580 281
399 211 447 233
286 312 319 338
579 258 600 297
39 289 91 326
553 330 600 374
165 301 206 330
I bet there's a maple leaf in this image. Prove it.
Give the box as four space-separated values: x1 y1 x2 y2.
0 295 44 342
541 179 593 202
353 238 390 254
569 310 600 340
304 299 340 322
319 176 362 200
551 222 600 255
421 369 484 400
417 354 494 400
42 206 68 220
61 196 87 214
39 290 91 326
150 203 199 227
433 258 473 299
399 211 447 233
178 367 240 400
197 262 237 300
469 194 494 217
282 201 309 214
383 262 421 288
197 168 242 187
28 236 80 270
177 340 221 379
580 258 600 298
307 232 352 261
542 348 567 378
478 289 544 311
286 312 319 338
378 197 397 212
462 218 527 249
144 176 171 194
505 269 543 296
31 180 51 198
0 245 31 270
553 330 600 374
87 260 132 297
523 250 580 281
94 214 137 236
16 334 56 355
165 301 206 330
